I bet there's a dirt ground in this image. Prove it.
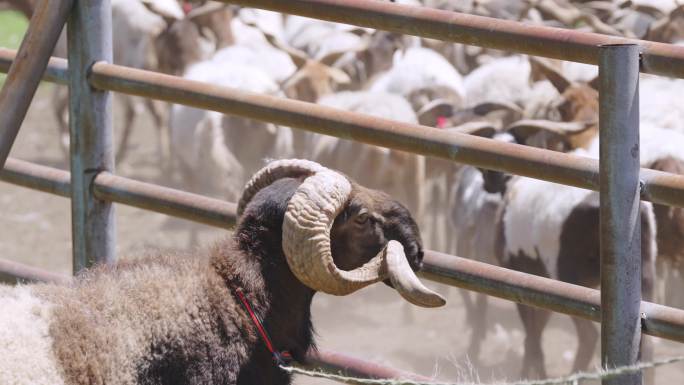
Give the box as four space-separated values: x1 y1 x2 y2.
2 86 684 384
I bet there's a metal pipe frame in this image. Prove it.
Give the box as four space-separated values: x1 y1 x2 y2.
0 0 73 169
223 0 684 79
2 49 684 210
3 157 684 344
67 0 116 273
87 61 684 209
598 44 642 385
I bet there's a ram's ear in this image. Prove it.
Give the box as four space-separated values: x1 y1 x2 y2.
529 56 572 94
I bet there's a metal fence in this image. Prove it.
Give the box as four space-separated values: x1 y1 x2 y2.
2 0 684 383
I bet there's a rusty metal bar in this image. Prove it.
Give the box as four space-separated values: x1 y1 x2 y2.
302 349 433 382
421 251 684 343
1 50 683 210
1 50 684 210
0 158 70 197
0 0 73 169
93 172 237 229
3 158 684 343
223 0 684 79
68 0 115 273
599 44 642 385
0 48 68 85
86 62 684 210
0 258 69 285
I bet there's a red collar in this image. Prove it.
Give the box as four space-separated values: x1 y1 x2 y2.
233 287 293 366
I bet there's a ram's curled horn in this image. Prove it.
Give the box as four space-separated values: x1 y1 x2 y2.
237 159 326 216
384 241 446 307
506 119 595 139
240 159 445 307
445 121 499 138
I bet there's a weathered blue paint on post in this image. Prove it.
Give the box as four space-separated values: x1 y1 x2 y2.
599 44 642 385
68 0 115 273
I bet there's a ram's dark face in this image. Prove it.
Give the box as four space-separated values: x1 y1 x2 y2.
330 185 424 276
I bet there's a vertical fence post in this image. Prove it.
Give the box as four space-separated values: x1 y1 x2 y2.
68 0 115 273
599 44 642 385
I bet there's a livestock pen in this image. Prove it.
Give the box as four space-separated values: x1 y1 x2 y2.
2 0 684 384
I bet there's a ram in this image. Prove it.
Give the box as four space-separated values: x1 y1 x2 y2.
0 159 444 385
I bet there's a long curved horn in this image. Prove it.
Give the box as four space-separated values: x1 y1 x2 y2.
282 169 385 295
445 121 498 138
186 2 234 20
384 241 446 308
261 161 445 306
507 119 594 139
237 159 325 216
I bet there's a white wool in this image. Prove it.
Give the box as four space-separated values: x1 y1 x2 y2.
450 166 502 265
562 61 598 83
503 174 596 276
312 91 417 159
463 55 530 106
584 122 684 166
111 0 166 68
285 16 365 52
317 91 418 123
0 286 64 385
312 31 365 61
212 44 296 83
184 59 280 95
171 60 280 166
233 8 286 45
524 80 561 120
370 47 466 99
640 75 684 134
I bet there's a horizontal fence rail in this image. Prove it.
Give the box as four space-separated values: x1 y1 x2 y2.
2 157 684 343
0 48 67 84
87 62 684 209
2 50 683 210
224 0 684 79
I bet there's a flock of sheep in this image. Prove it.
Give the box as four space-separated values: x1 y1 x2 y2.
2 0 684 383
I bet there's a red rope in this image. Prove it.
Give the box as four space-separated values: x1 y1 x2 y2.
234 287 293 366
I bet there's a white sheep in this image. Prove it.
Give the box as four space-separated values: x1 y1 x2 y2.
481 163 657 379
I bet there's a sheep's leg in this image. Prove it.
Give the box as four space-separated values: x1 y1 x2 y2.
52 86 69 158
466 292 488 364
116 96 136 165
517 303 550 380
640 231 656 385
570 317 597 372
145 98 171 173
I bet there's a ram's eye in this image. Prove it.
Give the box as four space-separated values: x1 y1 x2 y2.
355 210 370 224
